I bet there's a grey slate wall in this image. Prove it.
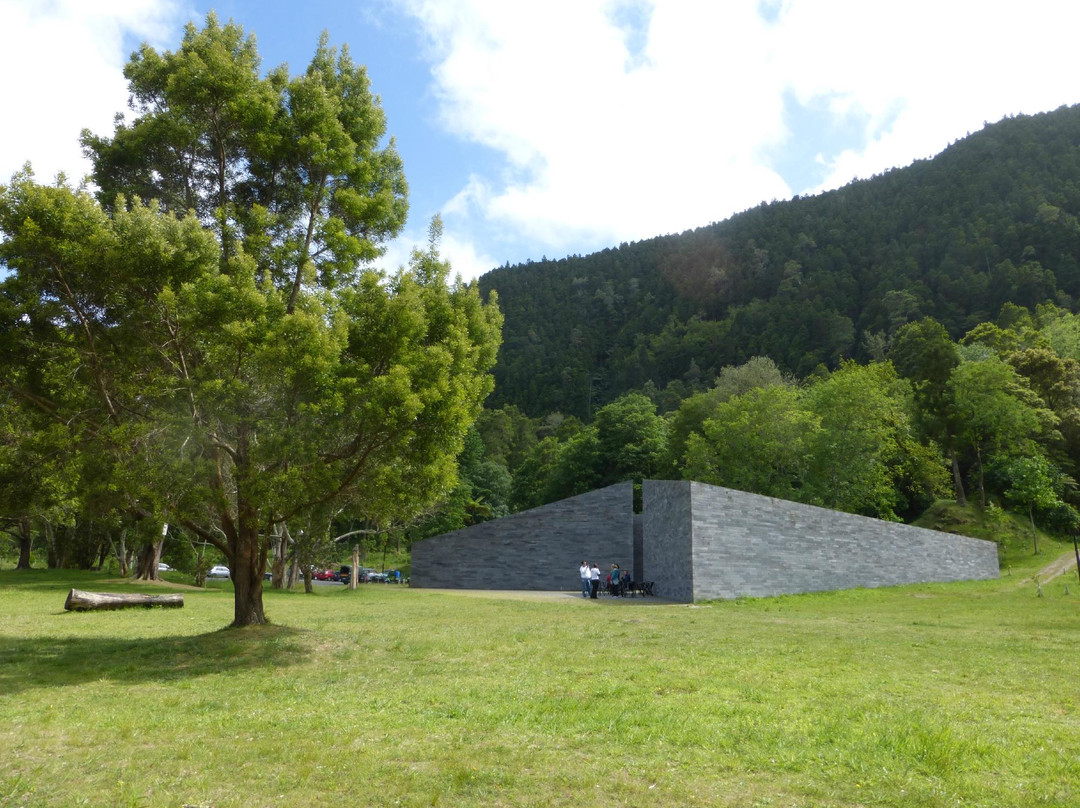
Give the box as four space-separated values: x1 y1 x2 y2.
410 482 634 591
642 480 695 602
682 481 1000 601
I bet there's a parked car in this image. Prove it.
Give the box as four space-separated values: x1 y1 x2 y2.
207 565 231 578
313 568 337 581
157 562 173 572
368 571 388 583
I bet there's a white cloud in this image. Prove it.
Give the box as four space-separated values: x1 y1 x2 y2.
401 0 793 250
773 0 1080 193
0 0 183 186
397 0 1080 262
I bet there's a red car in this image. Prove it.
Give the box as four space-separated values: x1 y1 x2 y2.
312 569 337 581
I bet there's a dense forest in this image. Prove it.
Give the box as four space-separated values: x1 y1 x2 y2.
480 104 1080 420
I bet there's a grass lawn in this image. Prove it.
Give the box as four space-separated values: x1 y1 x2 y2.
1 543 1078 807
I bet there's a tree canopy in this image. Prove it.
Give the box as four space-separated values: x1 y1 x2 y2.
0 16 500 626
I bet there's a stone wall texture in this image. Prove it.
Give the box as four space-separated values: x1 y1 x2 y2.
410 482 634 591
642 480 695 602
645 480 1000 601
412 480 999 600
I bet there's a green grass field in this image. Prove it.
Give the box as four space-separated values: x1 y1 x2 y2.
1 541 1078 807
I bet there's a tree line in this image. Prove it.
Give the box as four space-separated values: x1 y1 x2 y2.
414 305 1075 553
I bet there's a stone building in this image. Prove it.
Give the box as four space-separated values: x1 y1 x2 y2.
410 480 999 601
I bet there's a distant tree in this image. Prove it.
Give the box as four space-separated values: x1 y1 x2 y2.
474 405 537 470
945 358 1058 507
890 317 964 502
803 361 945 519
509 436 561 513
998 455 1066 554
591 393 668 486
665 356 789 473
684 385 817 501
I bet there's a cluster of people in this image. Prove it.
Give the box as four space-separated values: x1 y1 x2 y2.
578 561 632 599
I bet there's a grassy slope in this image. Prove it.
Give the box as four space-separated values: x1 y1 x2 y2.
1 536 1077 808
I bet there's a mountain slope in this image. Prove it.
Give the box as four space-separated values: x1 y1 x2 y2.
479 104 1080 418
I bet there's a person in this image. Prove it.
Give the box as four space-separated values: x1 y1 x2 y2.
579 560 590 598
609 563 622 596
589 562 600 599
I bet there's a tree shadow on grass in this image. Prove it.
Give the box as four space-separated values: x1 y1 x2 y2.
0 623 308 695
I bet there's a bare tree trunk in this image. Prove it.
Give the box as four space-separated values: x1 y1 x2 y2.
189 538 208 587
112 528 130 577
975 447 986 508
271 523 288 589
302 565 313 594
1029 505 1039 555
950 447 966 506
15 515 32 570
350 543 360 590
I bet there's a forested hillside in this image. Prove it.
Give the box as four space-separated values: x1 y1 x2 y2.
480 104 1080 420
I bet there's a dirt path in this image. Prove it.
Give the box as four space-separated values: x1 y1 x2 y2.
1021 549 1080 585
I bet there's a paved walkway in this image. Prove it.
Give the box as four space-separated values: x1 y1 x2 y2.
417 588 679 604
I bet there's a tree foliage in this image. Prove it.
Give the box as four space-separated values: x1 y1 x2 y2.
1 17 500 625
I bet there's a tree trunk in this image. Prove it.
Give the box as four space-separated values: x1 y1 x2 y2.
286 557 299 589
189 538 208 587
44 520 60 568
95 540 110 571
350 543 360 590
229 493 267 626
1029 505 1039 555
135 539 164 581
950 447 966 506
65 588 183 611
15 515 32 570
271 523 288 589
113 528 130 577
975 447 986 508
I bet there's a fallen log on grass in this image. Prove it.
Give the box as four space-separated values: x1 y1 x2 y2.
64 588 184 611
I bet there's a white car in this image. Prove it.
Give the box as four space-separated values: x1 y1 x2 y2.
157 562 173 572
207 565 231 578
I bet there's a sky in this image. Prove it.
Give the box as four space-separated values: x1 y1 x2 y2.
2 0 1080 282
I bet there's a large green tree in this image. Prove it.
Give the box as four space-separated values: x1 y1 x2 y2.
1 18 500 626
